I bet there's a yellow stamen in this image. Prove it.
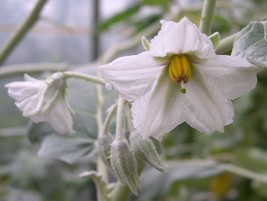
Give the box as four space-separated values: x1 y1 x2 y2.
168 55 192 93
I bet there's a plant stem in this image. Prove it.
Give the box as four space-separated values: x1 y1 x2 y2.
95 73 109 200
111 182 131 201
102 103 117 134
115 97 125 141
63 71 105 85
199 0 217 35
215 33 237 55
225 164 267 183
124 103 134 132
0 0 48 65
0 63 68 78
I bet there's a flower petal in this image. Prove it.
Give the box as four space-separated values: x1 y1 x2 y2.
132 68 185 140
184 71 234 134
31 97 74 134
100 51 168 101
194 55 259 100
5 81 47 116
15 92 44 116
5 81 45 102
150 17 215 59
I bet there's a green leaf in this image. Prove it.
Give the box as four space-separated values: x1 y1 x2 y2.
38 134 95 164
95 4 141 34
142 0 171 9
80 171 113 201
232 21 267 68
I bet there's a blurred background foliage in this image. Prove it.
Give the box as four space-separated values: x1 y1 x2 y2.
1 0 267 200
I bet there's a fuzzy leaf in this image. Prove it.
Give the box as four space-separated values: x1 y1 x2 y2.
136 159 225 200
38 135 95 164
232 21 267 68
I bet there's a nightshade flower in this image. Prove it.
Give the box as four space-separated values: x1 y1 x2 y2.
100 17 258 140
5 72 74 134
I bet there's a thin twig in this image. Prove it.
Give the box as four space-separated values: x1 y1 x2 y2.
225 164 267 183
0 63 69 78
0 0 48 65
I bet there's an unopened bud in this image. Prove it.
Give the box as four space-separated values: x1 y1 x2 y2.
110 139 139 195
97 133 114 171
130 131 165 172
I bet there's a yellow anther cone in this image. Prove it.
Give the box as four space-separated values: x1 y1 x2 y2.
168 55 192 93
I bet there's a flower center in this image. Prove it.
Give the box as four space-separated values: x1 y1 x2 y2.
168 54 192 94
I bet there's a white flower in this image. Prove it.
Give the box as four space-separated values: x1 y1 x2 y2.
5 72 74 134
100 17 259 140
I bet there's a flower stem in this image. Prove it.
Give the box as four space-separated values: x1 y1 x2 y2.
199 0 217 35
63 71 105 85
124 103 134 132
0 0 48 65
115 97 125 141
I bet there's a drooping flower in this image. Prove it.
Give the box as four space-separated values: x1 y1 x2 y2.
5 72 74 134
100 17 258 140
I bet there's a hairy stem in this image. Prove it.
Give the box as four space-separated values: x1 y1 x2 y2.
63 71 105 85
95 75 109 197
199 0 217 35
0 0 48 65
115 97 125 141
124 103 134 132
111 182 131 201
102 103 117 134
215 33 237 55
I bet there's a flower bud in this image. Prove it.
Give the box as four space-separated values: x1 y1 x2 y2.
97 133 114 171
130 131 165 172
110 139 139 195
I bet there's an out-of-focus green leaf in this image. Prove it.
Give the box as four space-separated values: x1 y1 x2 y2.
135 160 225 200
95 4 141 34
142 0 171 9
38 135 95 164
5 189 42 201
234 147 267 172
212 15 231 35
129 14 162 36
232 21 267 68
